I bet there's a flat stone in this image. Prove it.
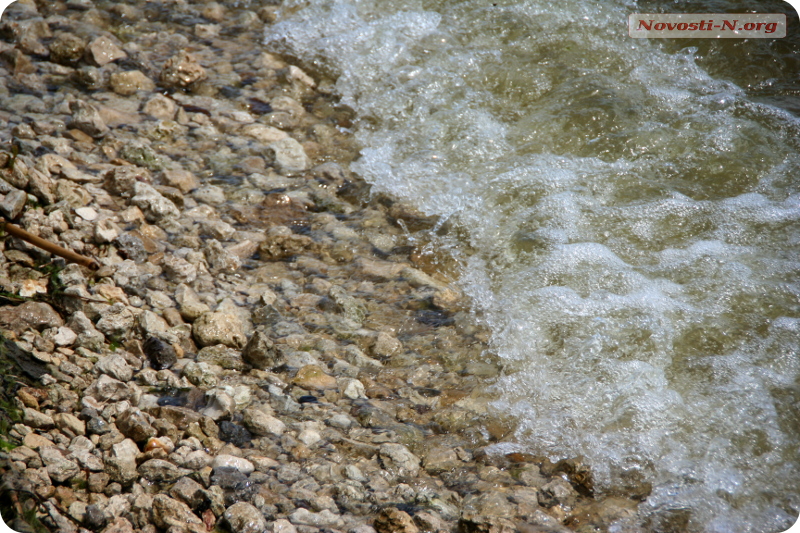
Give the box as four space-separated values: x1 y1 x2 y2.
84 375 132 402
110 70 155 96
0 301 63 334
212 454 254 475
96 353 133 381
292 364 337 391
242 407 285 436
138 459 190 483
53 413 85 436
86 35 127 66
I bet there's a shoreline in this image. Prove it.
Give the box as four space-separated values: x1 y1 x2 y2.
0 1 644 532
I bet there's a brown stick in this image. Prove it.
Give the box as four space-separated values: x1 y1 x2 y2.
2 221 100 270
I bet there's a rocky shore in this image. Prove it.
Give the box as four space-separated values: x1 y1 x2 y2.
0 1 643 533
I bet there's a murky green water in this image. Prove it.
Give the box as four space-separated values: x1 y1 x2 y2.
266 0 800 530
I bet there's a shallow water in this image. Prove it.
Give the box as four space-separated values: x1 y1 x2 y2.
266 1 800 531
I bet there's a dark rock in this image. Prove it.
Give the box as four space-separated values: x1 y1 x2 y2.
218 421 252 448
211 466 251 490
241 330 281 370
374 507 419 533
143 336 178 370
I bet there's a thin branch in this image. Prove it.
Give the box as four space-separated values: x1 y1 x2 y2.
2 222 100 270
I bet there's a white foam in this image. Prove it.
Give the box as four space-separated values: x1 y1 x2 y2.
267 0 800 530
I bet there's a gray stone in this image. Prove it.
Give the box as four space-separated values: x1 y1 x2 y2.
143 94 177 121
212 454 254 475
201 389 235 421
40 446 80 483
69 100 109 138
196 344 246 370
138 459 190 482
95 303 135 338
242 407 285 436
192 184 226 205
192 312 246 349
268 137 310 173
223 502 266 533
289 508 344 529
169 476 205 509
204 239 241 273
241 330 281 370
84 375 132 402
151 494 205 533
96 353 134 382
174 284 208 319
538 478 578 509
53 412 85 436
131 182 180 222
423 447 462 475
374 507 418 533
0 189 28 219
116 409 156 443
182 361 218 387
85 35 127 66
23 408 54 429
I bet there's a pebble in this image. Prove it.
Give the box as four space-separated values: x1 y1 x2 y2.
292 364 338 391
85 35 127 66
212 454 254 475
192 311 247 349
110 70 155 96
223 502 266 533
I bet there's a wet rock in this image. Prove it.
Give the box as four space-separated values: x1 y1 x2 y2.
142 94 177 120
131 182 180 222
211 466 250 489
160 50 207 88
49 33 85 65
339 378 367 400
192 184 226 205
258 226 314 261
241 330 281 369
139 458 190 482
458 513 516 533
212 454 254 475
193 312 246 349
85 35 127 66
538 478 578 509
162 168 199 193
379 443 421 478
374 507 419 533
96 353 134 382
69 100 109 138
104 165 151 198
268 137 311 173
289 508 344 529
151 494 205 533
242 407 285 436
110 70 155 96
143 336 178 370
373 331 403 358
292 364 338 391
116 409 156 443
0 301 63 334
242 123 287 144
204 239 241 272
223 502 266 533
424 447 462 475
